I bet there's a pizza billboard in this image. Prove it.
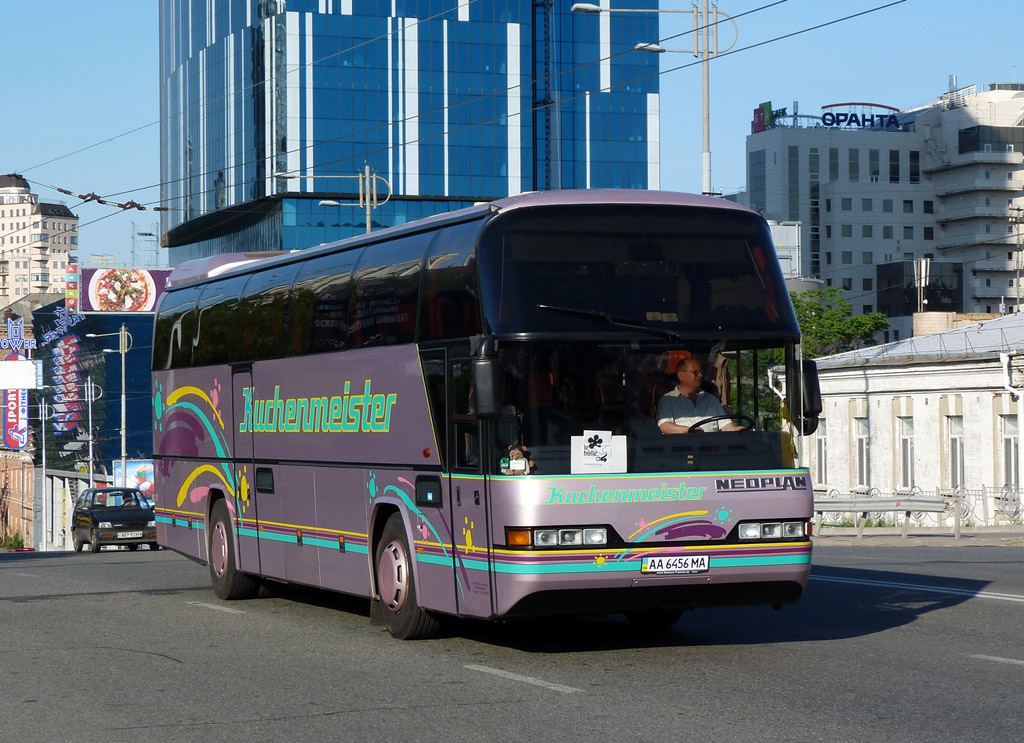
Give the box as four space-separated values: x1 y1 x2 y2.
80 269 171 313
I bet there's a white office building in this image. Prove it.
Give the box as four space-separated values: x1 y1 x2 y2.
742 83 1024 340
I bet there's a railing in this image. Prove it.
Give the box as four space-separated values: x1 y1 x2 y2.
812 485 1022 539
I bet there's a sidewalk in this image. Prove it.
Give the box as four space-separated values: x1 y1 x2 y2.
814 525 1024 547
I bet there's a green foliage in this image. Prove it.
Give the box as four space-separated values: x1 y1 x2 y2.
3 532 25 550
790 286 891 359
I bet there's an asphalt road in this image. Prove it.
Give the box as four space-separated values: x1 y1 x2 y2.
2 540 1022 743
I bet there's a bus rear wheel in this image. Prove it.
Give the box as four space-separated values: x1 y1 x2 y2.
375 513 440 640
209 500 259 600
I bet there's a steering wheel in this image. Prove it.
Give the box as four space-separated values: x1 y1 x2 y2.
685 414 755 432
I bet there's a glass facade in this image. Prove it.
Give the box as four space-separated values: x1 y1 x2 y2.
159 0 661 264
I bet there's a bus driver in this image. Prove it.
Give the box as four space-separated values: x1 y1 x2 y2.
658 357 746 434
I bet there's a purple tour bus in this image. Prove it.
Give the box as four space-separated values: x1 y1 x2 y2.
152 189 822 639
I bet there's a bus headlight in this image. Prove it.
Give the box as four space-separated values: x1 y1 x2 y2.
506 526 610 548
738 521 808 540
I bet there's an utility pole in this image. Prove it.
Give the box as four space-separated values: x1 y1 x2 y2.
1012 206 1024 311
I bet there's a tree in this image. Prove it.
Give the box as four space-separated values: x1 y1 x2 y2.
791 286 890 359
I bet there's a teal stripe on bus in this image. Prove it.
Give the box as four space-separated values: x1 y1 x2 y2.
490 553 811 575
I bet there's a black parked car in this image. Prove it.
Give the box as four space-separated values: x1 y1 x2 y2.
72 488 159 553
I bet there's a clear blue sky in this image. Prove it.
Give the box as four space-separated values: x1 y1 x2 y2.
2 0 1021 266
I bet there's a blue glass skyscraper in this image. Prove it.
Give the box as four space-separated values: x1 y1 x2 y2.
159 1 660 264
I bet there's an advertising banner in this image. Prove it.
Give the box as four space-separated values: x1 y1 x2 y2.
81 269 171 313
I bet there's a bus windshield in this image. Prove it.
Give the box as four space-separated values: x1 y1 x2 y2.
481 339 792 477
477 205 797 340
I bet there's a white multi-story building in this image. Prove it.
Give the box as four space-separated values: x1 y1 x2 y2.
742 83 1024 340
0 174 77 301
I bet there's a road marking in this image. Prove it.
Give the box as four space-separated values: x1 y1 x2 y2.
186 601 246 614
810 575 1024 603
12 573 41 578
970 654 1024 667
464 664 581 694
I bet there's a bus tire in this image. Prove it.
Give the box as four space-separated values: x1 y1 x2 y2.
375 513 440 640
209 500 259 600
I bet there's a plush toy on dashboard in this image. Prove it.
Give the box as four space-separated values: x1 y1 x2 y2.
501 445 534 475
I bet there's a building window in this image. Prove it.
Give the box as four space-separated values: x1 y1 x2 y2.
863 278 873 290
855 417 870 487
862 225 873 239
924 200 934 214
841 250 852 264
841 198 852 211
862 198 873 211
815 418 828 486
948 416 965 489
903 226 914 239
842 277 852 290
889 150 900 183
862 251 873 264
825 199 831 212
882 199 893 213
899 417 915 489
909 150 920 184
1003 415 1019 487
869 149 880 182
829 148 839 181
841 225 852 239
883 225 894 239
903 200 914 214
848 148 860 182
924 227 934 240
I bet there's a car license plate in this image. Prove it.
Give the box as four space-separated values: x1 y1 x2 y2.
641 555 709 574
118 531 143 539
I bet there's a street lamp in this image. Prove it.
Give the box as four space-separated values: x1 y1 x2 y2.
575 1 738 196
37 395 55 552
85 377 103 488
86 324 132 486
274 165 392 234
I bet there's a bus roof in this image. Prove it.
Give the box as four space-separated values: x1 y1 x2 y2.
163 190 757 289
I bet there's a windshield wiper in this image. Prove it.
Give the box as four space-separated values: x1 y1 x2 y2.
535 304 685 342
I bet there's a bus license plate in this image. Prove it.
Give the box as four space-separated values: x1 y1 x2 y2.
119 531 143 539
641 555 709 574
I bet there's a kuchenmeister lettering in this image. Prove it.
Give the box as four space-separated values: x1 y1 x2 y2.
238 381 397 434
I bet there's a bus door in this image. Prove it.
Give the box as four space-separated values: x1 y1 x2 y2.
230 367 261 575
448 357 494 618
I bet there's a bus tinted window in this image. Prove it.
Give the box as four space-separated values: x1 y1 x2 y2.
420 220 482 341
289 250 358 355
193 276 247 366
153 284 202 370
239 264 299 362
348 235 427 348
477 206 798 339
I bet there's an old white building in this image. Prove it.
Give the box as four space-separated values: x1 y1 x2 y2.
0 174 77 301
810 311 1024 524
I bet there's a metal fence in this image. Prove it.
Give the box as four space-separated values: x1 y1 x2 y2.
813 485 1022 527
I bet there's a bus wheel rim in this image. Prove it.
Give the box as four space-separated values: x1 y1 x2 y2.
212 522 228 578
379 540 408 613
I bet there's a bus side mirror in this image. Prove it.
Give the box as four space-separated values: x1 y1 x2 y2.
800 359 822 436
473 357 502 419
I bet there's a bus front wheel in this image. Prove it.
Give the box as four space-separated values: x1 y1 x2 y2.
375 513 440 640
209 500 259 600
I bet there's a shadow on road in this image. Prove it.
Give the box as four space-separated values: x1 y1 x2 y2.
451 564 987 652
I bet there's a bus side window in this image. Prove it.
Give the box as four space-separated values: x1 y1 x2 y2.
239 265 299 362
153 283 202 370
289 251 357 355
193 275 247 366
421 354 447 469
451 359 480 470
420 220 483 341
349 234 427 348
